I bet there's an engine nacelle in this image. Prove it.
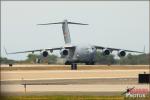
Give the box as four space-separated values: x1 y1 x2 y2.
41 51 49 57
118 50 126 57
60 49 69 58
102 48 110 55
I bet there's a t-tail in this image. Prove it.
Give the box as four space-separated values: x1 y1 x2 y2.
38 20 88 44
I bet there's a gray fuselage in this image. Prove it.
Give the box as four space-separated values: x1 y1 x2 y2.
65 44 96 64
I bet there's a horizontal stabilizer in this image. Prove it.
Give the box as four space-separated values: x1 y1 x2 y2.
68 22 88 25
38 21 88 25
37 22 63 25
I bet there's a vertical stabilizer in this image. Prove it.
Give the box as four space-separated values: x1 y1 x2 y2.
38 20 88 44
62 20 71 44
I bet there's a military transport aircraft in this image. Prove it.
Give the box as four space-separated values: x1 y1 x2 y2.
6 19 144 66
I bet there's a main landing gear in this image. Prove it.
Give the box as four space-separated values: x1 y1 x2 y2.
65 61 78 70
71 63 77 70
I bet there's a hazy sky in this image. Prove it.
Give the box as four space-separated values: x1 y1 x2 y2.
1 1 149 60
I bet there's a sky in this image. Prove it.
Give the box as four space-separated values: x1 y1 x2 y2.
1 1 149 60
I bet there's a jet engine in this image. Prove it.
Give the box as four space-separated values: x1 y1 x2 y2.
60 49 69 57
41 50 49 57
102 48 110 55
118 50 126 57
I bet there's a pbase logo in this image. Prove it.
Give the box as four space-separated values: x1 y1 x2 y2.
122 87 149 98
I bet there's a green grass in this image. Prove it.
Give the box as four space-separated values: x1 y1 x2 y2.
1 96 150 100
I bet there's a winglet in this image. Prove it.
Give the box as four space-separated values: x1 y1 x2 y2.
4 47 8 55
143 45 146 54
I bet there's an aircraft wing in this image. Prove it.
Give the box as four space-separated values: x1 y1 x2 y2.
5 46 76 55
5 47 62 54
94 45 144 53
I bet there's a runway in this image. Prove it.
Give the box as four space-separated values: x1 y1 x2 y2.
1 78 138 85
1 69 148 80
1 64 149 70
1 65 149 96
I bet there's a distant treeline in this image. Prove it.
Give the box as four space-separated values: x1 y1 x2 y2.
95 51 149 65
0 54 58 64
0 51 149 65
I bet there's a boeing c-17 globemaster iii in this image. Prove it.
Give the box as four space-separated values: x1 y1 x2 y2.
6 20 144 68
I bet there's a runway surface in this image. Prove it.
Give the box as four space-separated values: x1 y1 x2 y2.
1 70 148 80
1 65 149 96
1 78 138 85
1 64 149 70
